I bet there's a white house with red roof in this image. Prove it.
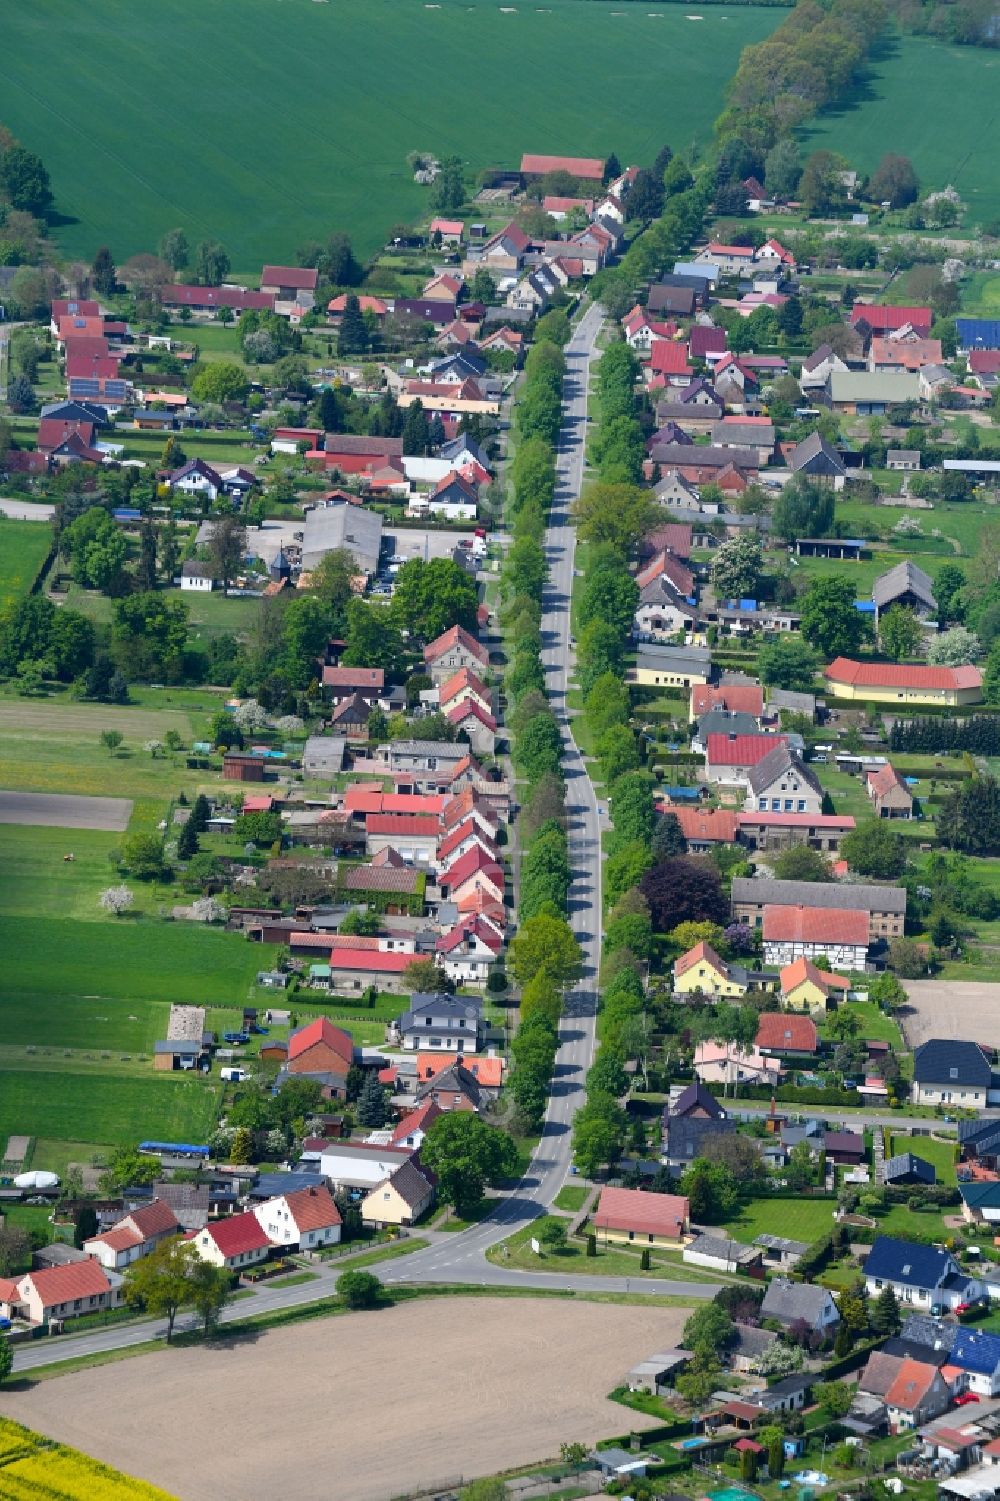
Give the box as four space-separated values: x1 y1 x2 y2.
437 816 499 874
756 238 796 269
439 667 492 719
327 945 413 994
437 916 503 986
622 304 678 351
193 1211 272 1271
0 1259 119 1326
390 1099 443 1150
695 242 756 277
704 733 788 784
366 812 440 865
83 1198 181 1270
446 698 497 755
251 1184 341 1250
762 905 869 969
437 843 504 907
423 624 489 683
430 218 465 244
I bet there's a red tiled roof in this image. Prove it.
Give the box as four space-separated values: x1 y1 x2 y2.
202 1211 271 1258
867 763 912 799
738 812 854 829
23 1259 112 1307
52 298 100 319
66 354 120 381
37 418 95 453
691 683 763 717
328 947 412 973
322 666 385 689
437 818 498 863
416 1053 503 1087
87 1225 142 1253
689 325 728 359
780 957 850 995
390 1100 443 1143
850 304 932 332
674 941 729 979
283 1184 341 1232
648 341 693 376
755 1012 818 1053
885 1357 940 1412
763 905 869 945
288 1017 353 1062
643 523 693 560
663 807 738 844
520 153 604 179
446 699 497 732
593 1186 689 1239
261 264 318 291
327 294 388 315
424 624 488 667
438 846 504 891
439 667 489 707
367 814 440 837
825 657 982 692
127 1199 180 1238
706 733 787 767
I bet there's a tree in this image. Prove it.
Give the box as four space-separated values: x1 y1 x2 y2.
869 154 919 208
191 361 249 404
159 228 189 271
764 138 802 199
756 636 819 691
100 729 124 756
0 145 52 213
187 1258 230 1336
92 245 117 295
680 1158 739 1222
99 884 134 916
572 483 657 555
391 557 479 640
816 1380 854 1419
471 267 497 304
928 626 981 667
402 956 453 994
676 1347 722 1407
509 914 582 990
572 1096 627 1177
338 1269 382 1309
871 1283 901 1336
841 819 907 879
787 1139 817 1191
6 371 35 414
879 605 924 662
120 832 168 879
799 151 847 215
538 1217 567 1251
0 1224 30 1277
938 775 1000 856
356 1072 389 1128
640 857 727 932
207 515 247 589
652 811 688 860
683 1301 735 1355
934 564 966 626
123 1236 195 1341
771 845 832 882
801 576 869 658
772 476 834 543
194 240 230 285
422 1113 518 1214
712 533 763 602
430 155 466 215
625 167 664 222
0 1336 12 1388
338 294 369 355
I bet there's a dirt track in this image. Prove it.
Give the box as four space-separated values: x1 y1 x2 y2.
0 790 133 830
0 1298 678 1501
902 981 1000 1049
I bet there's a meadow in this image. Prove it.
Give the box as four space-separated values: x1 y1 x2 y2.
0 0 782 268
0 520 53 611
804 32 1000 227
0 1071 221 1149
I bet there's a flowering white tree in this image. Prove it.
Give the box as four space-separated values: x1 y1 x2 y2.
144 739 164 758
100 885 134 916
191 896 226 924
232 699 269 733
274 715 305 734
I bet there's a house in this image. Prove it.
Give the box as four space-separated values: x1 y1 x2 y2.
824 1129 865 1165
912 1039 996 1109
629 643 711 689
326 946 413 995
872 561 937 623
787 431 848 490
760 1276 840 1336
691 681 763 720
673 941 749 999
361 1158 436 1228
750 1376 814 1416
251 1185 341 1249
887 449 921 472
867 763 914 820
870 337 943 373
800 343 850 391
762 905 869 969
959 1118 1000 1175
851 305 933 338
260 264 319 309
322 666 385 703
437 845 505 907
0 1260 118 1327
885 1358 953 1432
731 876 906 941
519 152 604 180
957 318 1000 353
780 957 850 1014
192 1212 272 1272
180 561 215 593
415 1058 489 1112
672 1080 727 1120
662 807 738 854
446 698 497 756
960 1181 1000 1227
436 916 502 987
661 1111 736 1169
321 434 403 474
755 1234 810 1271
683 1233 763 1274
704 733 788 785
83 1199 181 1270
825 370 922 415
694 1040 779 1087
948 1330 1000 1398
884 1152 936 1187
366 814 439 865
413 1053 503 1098
755 1012 818 1060
730 1323 780 1374
696 241 756 277
394 992 483 1052
737 811 855 855
169 458 223 501
287 1017 354 1088
390 1100 443 1151
625 1348 694 1394
593 1186 690 1247
300 502 382 576
423 624 489 684
863 1235 987 1312
746 746 825 817
825 657 982 708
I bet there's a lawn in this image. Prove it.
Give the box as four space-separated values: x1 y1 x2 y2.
0 519 53 611
888 1131 957 1184
802 31 1000 228
0 1071 221 1148
722 1195 837 1245
487 1218 735 1282
0 825 180 921
0 0 783 267
818 1001 905 1048
553 1184 590 1213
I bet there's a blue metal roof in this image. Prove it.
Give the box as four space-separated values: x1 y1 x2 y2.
958 318 1000 350
952 1329 1000 1376
864 1234 957 1290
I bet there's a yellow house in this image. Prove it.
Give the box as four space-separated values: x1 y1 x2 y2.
673 941 747 998
593 1186 690 1247
629 645 711 690
780 956 850 1013
361 1160 435 1229
824 658 982 707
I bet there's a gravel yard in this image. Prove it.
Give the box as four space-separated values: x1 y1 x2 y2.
0 1298 677 1501
901 980 1000 1049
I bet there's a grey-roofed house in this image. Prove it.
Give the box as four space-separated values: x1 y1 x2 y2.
630 643 712 689
746 745 824 816
662 1112 735 1168
912 1038 995 1109
750 1375 813 1414
767 688 816 721
825 370 921 415
730 1322 779 1374
884 1152 936 1187
648 441 759 473
730 876 906 939
683 1233 764 1273
872 561 937 623
787 431 847 489
625 1348 694 1394
303 736 347 778
760 1276 840 1335
755 1233 809 1269
887 449 920 472
383 740 471 775
394 992 483 1052
301 502 383 576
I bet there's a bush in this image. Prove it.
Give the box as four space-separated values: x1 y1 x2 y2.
337 1270 382 1309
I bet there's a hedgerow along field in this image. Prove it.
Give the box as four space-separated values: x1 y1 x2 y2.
0 0 782 270
0 521 53 612
803 32 1000 227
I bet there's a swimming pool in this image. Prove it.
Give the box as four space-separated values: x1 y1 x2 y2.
793 1471 830 1486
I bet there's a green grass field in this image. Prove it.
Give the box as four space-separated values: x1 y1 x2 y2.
723 1195 837 1245
0 520 53 611
889 1131 957 1183
0 1071 220 1148
803 32 1000 227
0 0 781 267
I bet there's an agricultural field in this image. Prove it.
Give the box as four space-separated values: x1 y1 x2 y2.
0 1419 176 1501
0 520 53 611
0 0 782 268
803 32 1000 227
0 1071 221 1151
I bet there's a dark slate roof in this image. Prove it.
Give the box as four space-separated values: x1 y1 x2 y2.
789 431 847 477
913 1039 992 1087
747 746 823 799
872 561 936 612
249 1171 326 1200
863 1235 958 1290
881 1336 948 1367
960 1117 1000 1150
899 1314 960 1355
884 1152 936 1185
671 1081 726 1120
664 1114 735 1161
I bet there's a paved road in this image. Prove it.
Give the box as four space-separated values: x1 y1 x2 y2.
0 790 133 831
10 304 720 1379
0 499 56 521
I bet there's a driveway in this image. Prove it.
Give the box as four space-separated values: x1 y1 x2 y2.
0 790 133 831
